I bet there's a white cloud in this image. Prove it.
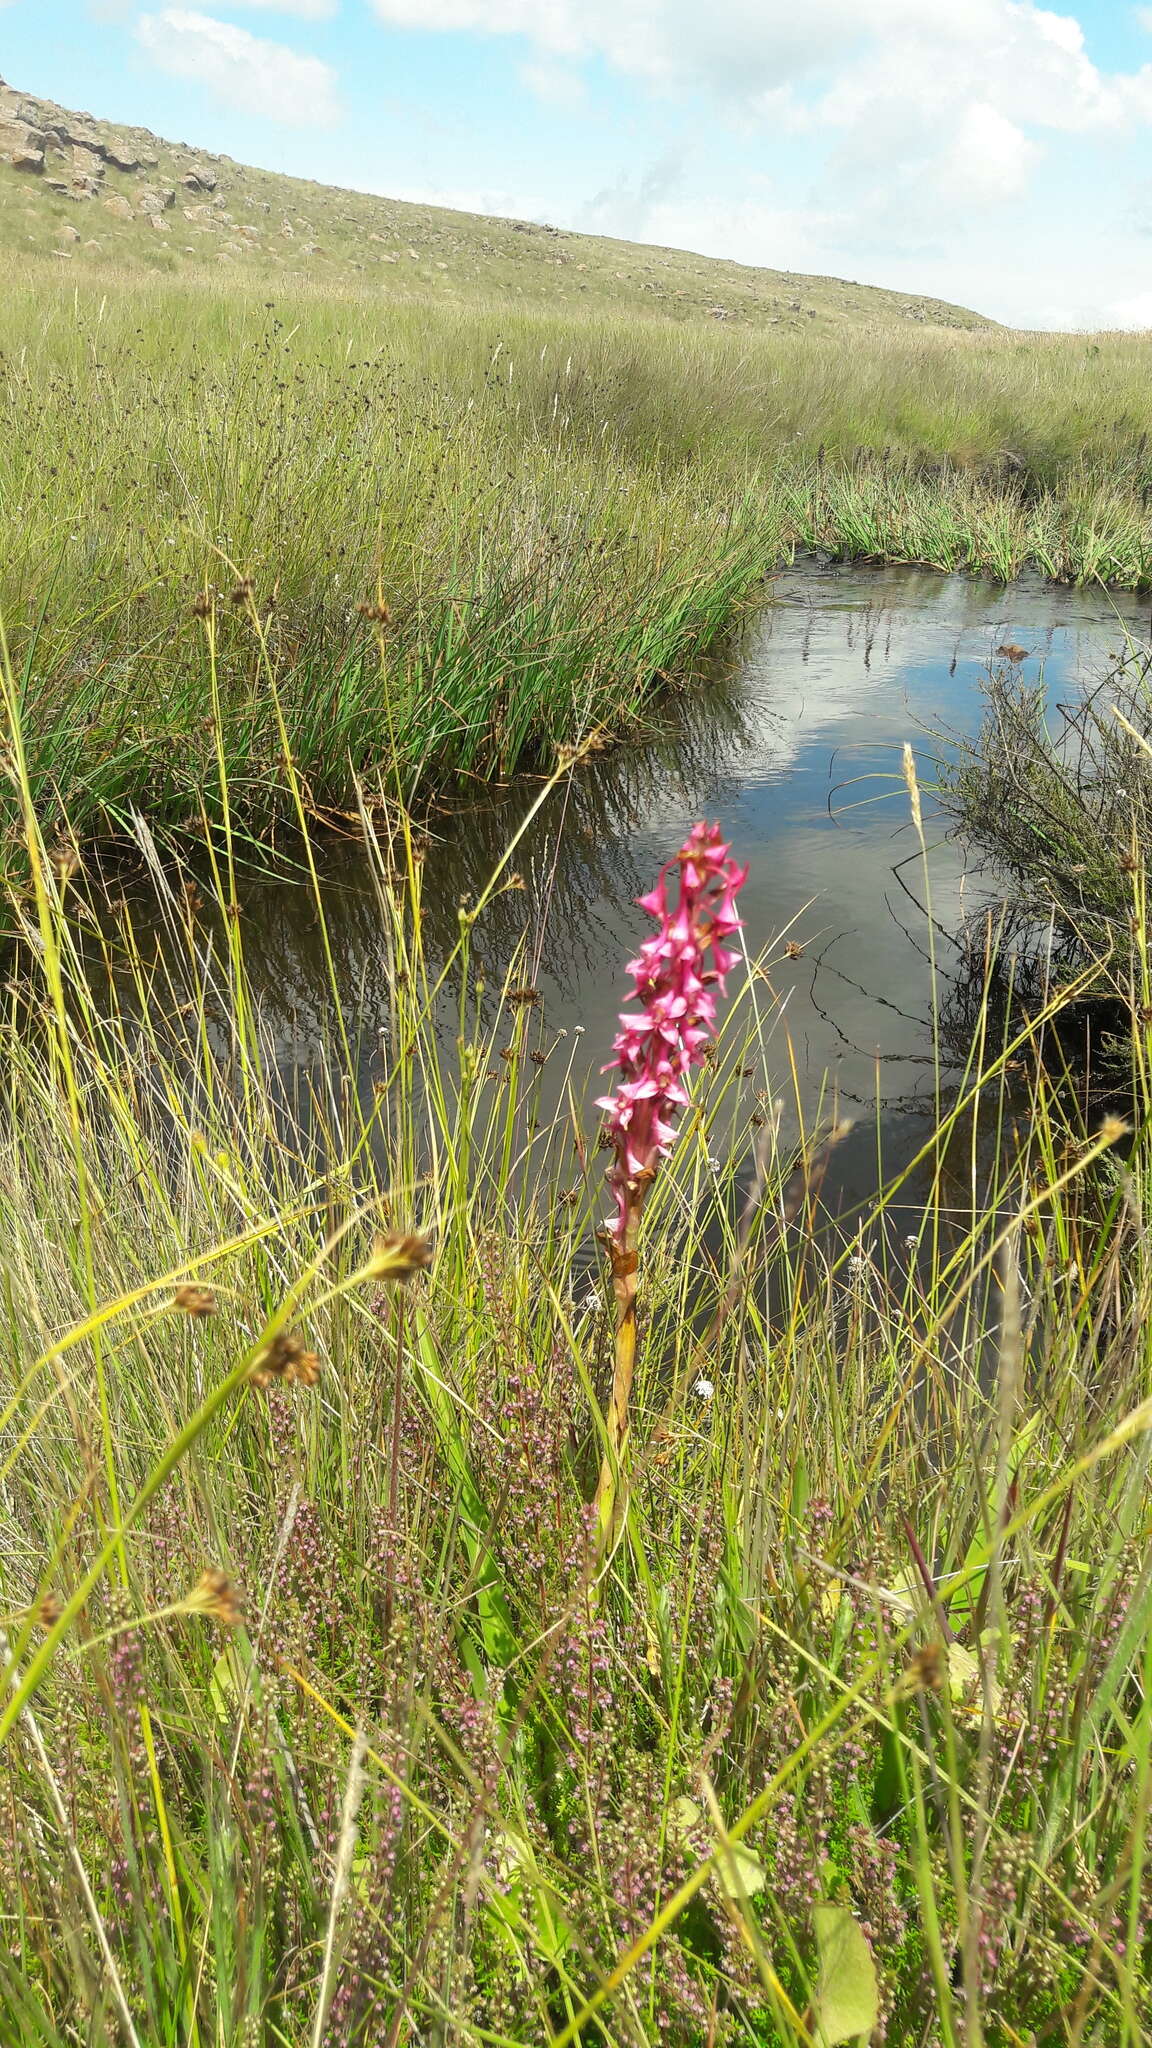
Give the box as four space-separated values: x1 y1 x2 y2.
367 0 1152 226
136 9 340 124
937 105 1038 203
1105 287 1152 328
520 57 586 108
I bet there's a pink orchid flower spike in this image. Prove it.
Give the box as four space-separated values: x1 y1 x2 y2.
593 823 747 1542
598 821 748 1246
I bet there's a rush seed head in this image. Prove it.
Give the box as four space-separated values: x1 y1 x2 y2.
183 1569 243 1627
365 1231 433 1282
173 1283 217 1316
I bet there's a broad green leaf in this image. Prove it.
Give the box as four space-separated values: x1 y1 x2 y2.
946 1641 980 1696
790 1453 810 1528
813 1902 879 2045
208 1642 243 1723
947 1634 1005 1719
672 1797 765 1898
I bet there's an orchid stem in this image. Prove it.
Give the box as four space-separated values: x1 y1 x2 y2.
595 1223 639 1542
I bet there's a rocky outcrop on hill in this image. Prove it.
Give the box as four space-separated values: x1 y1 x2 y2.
0 75 204 201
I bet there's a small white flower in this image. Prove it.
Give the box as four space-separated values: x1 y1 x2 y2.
707 1155 722 1174
904 1233 918 1249
693 1377 715 1402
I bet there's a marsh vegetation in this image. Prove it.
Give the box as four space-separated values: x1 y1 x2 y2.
2 265 1152 2044
2 276 1151 866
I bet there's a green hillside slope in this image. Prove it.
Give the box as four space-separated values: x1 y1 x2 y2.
0 72 995 332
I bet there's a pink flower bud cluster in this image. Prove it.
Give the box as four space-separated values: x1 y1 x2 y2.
598 822 747 1239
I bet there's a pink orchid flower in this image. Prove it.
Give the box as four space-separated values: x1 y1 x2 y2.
597 822 747 1240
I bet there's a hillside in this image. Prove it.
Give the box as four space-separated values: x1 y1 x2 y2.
0 73 995 332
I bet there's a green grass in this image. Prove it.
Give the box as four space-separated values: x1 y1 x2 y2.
1 274 1151 878
2 703 1152 2042
936 639 1152 1027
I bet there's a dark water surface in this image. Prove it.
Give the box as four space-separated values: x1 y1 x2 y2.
107 562 1152 1215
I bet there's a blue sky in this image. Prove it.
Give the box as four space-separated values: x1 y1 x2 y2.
3 0 1152 328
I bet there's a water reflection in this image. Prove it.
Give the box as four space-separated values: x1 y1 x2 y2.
82 561 1150 1220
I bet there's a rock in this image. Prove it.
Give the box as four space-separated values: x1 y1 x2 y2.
70 144 104 182
57 221 80 243
0 117 46 170
102 193 134 220
102 141 141 172
182 203 213 221
137 187 175 211
67 176 102 200
61 121 103 153
148 213 169 231
181 165 217 193
280 222 295 238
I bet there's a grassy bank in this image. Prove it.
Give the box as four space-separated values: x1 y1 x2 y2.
1 273 1151 870
2 720 1152 2042
936 639 1152 1055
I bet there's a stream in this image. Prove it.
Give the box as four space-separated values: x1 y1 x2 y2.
92 560 1152 1222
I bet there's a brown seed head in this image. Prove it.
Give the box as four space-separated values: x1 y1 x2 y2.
365 1231 433 1283
190 591 212 619
250 1329 309 1385
38 1594 63 1630
900 1642 944 1696
288 1350 322 1388
48 840 81 883
174 1283 217 1316
184 1568 243 1627
357 599 391 624
229 578 255 607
